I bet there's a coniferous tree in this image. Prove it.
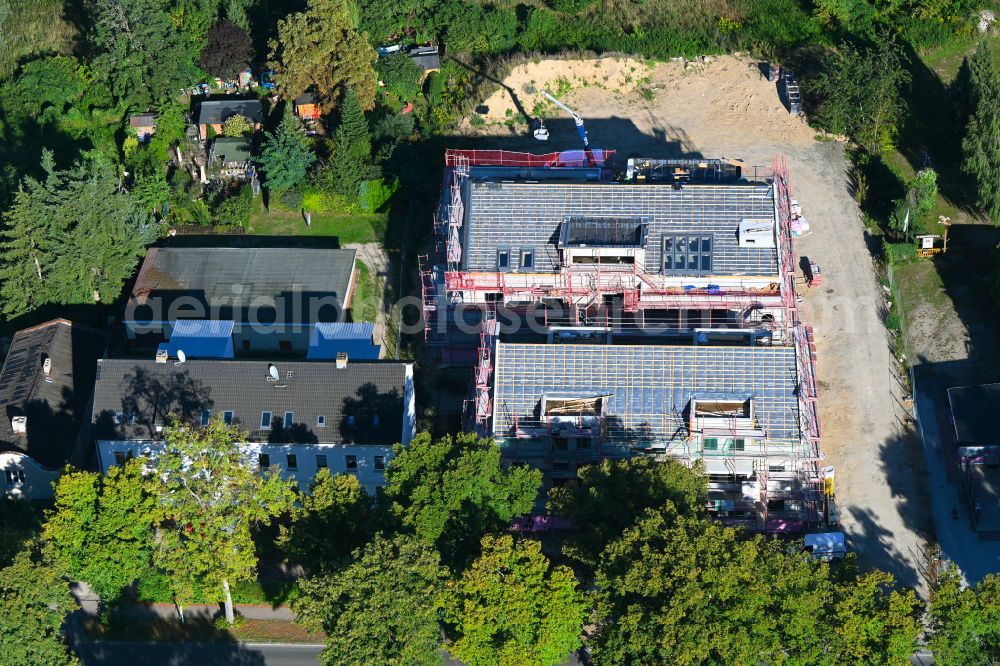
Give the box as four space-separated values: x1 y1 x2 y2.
962 40 1000 224
257 115 316 194
0 151 156 319
329 89 379 200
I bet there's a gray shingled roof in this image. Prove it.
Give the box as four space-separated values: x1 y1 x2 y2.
491 342 803 454
462 181 778 275
198 99 262 126
0 320 108 468
92 359 409 445
128 247 356 321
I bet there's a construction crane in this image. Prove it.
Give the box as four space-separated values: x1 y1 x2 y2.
539 90 590 149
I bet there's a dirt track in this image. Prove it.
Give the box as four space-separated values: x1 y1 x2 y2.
467 55 933 594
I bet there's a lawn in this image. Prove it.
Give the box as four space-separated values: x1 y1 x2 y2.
349 260 381 323
247 198 386 244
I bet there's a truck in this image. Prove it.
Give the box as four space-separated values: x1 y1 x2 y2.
802 532 847 563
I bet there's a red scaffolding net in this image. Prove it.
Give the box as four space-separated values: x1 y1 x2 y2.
444 148 615 168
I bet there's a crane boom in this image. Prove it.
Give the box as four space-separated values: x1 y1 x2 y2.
541 90 590 149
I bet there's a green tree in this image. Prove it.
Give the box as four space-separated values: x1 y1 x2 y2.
212 183 253 226
383 432 541 569
43 462 156 607
151 419 297 623
0 151 156 319
591 507 831 665
278 469 377 573
221 113 254 136
444 534 586 666
322 88 379 200
0 55 87 118
812 37 910 154
268 0 378 113
0 499 44 568
0 542 80 665
831 567 921 664
257 115 315 194
889 168 938 238
377 52 423 100
90 0 198 105
930 565 1000 665
198 20 252 80
962 40 1000 224
294 534 448 666
547 457 706 569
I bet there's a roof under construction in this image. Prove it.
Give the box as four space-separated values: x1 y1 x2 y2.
490 342 803 455
461 181 778 275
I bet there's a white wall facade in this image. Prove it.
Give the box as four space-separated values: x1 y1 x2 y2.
0 451 60 500
96 440 396 495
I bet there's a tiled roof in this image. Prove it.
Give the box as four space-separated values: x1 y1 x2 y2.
198 99 262 125
461 180 778 275
0 320 108 468
92 359 409 446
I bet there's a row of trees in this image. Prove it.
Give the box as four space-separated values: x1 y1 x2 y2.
5 426 1000 664
961 40 1000 224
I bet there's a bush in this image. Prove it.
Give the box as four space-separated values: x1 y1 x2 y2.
358 177 397 213
884 240 918 264
426 72 445 105
212 185 253 226
279 187 304 210
377 52 423 100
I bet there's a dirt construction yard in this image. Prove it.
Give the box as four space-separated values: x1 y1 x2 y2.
464 55 933 594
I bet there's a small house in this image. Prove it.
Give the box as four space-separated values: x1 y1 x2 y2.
294 93 321 121
0 320 108 500
408 45 441 73
197 99 262 140
209 136 253 174
129 114 157 141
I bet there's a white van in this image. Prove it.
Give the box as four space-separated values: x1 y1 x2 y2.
803 532 847 562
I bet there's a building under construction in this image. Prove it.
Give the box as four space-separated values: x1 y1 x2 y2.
420 149 825 530
420 150 802 362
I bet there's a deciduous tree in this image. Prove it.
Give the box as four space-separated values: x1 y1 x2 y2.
377 52 423 100
150 419 297 624
0 542 80 665
198 20 252 80
43 461 156 607
383 432 541 569
268 0 377 112
929 564 1000 665
257 115 315 194
90 0 198 105
221 113 254 137
547 456 706 569
443 534 586 666
278 469 377 574
294 534 448 666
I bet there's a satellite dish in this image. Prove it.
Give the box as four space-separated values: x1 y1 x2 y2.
174 349 186 366
268 364 280 381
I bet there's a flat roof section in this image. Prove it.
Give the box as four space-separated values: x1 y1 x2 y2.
462 181 778 276
948 383 1000 445
491 342 802 451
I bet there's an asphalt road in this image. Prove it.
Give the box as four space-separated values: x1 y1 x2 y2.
76 641 322 666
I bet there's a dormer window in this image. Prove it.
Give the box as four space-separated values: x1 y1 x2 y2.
498 250 510 270
284 411 294 428
200 410 211 426
520 249 534 270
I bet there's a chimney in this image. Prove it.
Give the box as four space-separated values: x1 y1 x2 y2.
155 349 169 364
11 416 27 435
42 357 51 375
336 352 348 369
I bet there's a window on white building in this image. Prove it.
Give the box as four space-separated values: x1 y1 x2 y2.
374 455 385 471
200 410 211 426
316 455 328 469
260 411 272 429
345 454 357 470
316 415 326 427
259 453 270 468
114 451 127 465
287 453 298 470
223 411 234 425
284 411 294 429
